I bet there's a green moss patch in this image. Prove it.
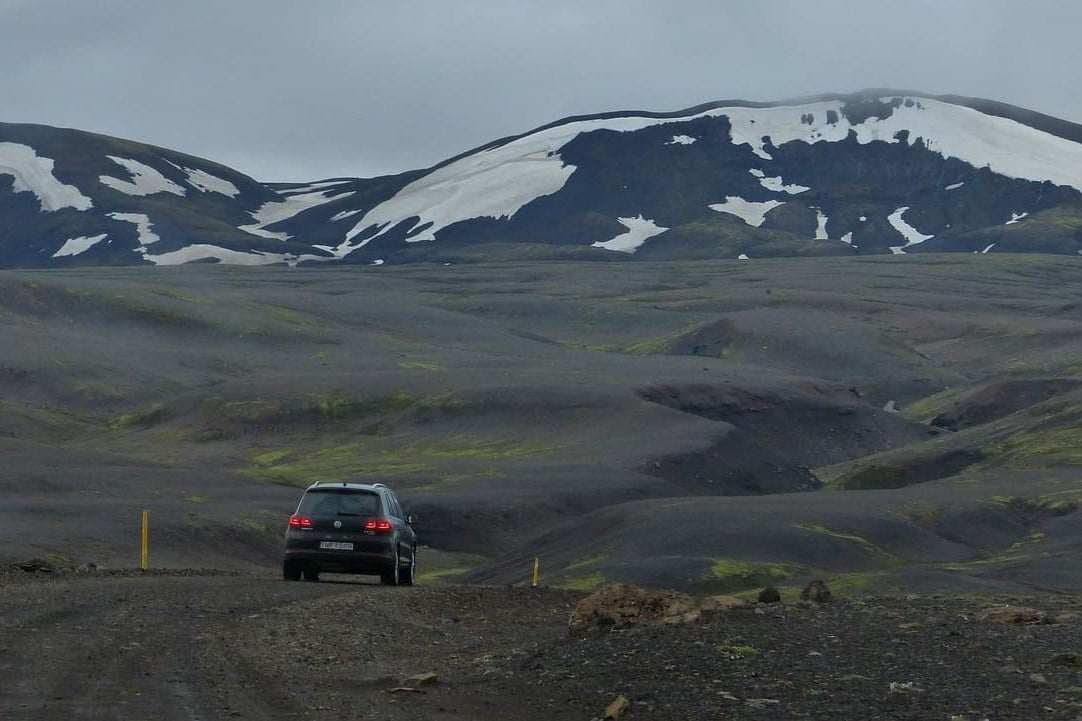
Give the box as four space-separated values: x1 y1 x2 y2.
705 559 796 592
900 386 969 423
415 566 472 584
893 500 943 524
796 524 900 563
565 552 609 571
397 360 444 371
382 436 557 463
249 443 434 486
823 570 895 597
826 447 985 490
109 403 169 430
554 572 607 591
986 426 1082 469
989 494 1080 520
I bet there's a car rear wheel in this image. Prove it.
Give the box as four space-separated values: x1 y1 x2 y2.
401 546 416 586
381 547 400 586
283 560 302 581
303 564 320 582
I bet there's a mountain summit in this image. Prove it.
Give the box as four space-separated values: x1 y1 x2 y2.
3 91 1082 268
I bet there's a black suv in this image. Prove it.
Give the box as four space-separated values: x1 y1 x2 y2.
282 482 417 585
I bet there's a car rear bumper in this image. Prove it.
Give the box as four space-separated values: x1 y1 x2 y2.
283 546 395 574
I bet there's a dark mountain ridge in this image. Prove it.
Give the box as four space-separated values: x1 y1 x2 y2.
3 90 1082 268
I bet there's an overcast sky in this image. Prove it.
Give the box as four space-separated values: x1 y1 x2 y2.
3 0 1080 182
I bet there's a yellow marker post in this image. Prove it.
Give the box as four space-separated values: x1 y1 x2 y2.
141 510 149 571
532 556 540 587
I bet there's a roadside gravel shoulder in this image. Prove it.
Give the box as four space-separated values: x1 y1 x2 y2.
5 569 1082 721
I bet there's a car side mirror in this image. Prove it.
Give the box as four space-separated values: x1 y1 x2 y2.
406 514 416 525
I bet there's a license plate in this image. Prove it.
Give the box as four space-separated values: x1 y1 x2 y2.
320 541 354 550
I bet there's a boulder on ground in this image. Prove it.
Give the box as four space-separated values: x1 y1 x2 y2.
603 694 630 719
569 584 752 632
569 583 700 632
701 594 752 612
976 606 1052 625
12 558 56 573
758 585 782 603
801 580 832 603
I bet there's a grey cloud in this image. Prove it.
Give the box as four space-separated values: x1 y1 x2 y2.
2 0 1080 181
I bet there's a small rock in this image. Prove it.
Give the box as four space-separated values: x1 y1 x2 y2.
889 681 922 694
1049 652 1082 668
757 585 781 604
977 606 1051 625
400 672 438 689
800 580 832 604
12 558 56 573
603 695 630 720
1030 673 1048 685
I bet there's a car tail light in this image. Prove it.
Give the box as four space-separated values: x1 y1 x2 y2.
364 518 393 533
289 515 313 529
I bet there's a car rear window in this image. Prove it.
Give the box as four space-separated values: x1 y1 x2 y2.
299 490 381 517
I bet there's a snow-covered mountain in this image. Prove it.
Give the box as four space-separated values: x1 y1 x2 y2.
3 91 1082 268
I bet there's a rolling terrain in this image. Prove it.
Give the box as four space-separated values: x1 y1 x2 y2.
3 255 1081 596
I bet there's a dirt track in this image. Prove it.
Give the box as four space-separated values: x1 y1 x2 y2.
6 569 1082 721
0 570 583 721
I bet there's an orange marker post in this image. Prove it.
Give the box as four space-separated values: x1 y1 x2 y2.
141 510 149 571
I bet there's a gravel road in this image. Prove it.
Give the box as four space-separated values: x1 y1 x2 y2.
4 569 1082 721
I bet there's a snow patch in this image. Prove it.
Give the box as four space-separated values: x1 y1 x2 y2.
338 114 676 254
108 212 159 246
814 208 829 240
667 135 697 145
100 157 185 197
240 188 355 240
591 215 668 253
887 206 935 253
142 244 329 267
840 231 854 245
0 142 93 211
737 253 750 260
1005 211 1029 225
323 94 1082 256
709 196 784 227
762 176 809 195
166 161 239 197
53 233 107 258
722 97 1082 192
331 208 363 222
945 182 964 190
748 168 809 194
981 243 996 253
277 180 351 196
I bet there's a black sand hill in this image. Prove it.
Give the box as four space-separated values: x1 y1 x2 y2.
1 254 1081 596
